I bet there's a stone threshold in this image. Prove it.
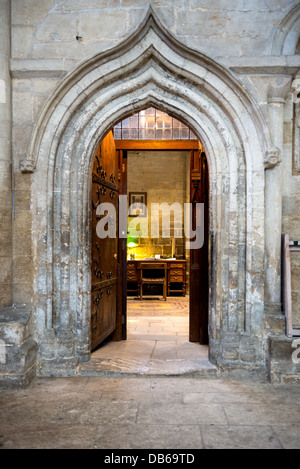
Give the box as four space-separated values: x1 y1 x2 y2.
77 357 218 378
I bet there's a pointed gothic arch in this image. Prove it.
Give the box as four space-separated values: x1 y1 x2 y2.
266 3 300 56
26 9 272 371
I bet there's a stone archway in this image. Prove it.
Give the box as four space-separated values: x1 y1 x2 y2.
23 9 273 374
266 3 300 56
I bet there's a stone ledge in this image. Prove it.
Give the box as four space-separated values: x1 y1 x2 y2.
10 59 76 78
38 357 80 378
219 55 300 75
267 335 300 384
10 56 300 79
77 356 218 378
264 313 286 336
0 306 33 345
0 365 36 389
216 360 267 381
0 306 37 388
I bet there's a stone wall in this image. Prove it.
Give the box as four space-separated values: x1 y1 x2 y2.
1 0 300 386
282 91 300 329
0 0 12 308
11 0 299 64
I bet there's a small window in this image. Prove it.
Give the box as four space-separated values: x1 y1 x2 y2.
114 107 197 140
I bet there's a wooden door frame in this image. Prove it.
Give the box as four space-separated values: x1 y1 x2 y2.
113 149 128 341
115 139 209 344
189 150 209 344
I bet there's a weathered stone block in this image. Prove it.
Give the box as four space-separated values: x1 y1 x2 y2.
12 91 34 123
55 0 107 11
0 307 37 388
0 230 12 256
12 0 55 25
0 307 32 344
0 286 12 308
264 313 286 336
0 257 12 284
122 0 149 7
267 335 300 384
11 26 35 59
38 358 79 377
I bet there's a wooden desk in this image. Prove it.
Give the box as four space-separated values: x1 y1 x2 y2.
127 259 186 297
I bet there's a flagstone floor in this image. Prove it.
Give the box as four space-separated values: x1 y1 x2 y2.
1 374 300 449
79 296 216 376
1 296 299 449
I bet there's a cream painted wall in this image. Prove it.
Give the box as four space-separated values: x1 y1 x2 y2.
127 150 188 260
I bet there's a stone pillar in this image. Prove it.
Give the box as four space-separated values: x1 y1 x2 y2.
0 0 12 308
265 77 291 316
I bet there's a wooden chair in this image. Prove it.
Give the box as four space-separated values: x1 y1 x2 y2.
140 263 167 301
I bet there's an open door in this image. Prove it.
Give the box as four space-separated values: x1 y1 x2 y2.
90 131 122 351
189 150 209 344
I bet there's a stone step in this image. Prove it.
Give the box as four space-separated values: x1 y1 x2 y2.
267 335 300 383
0 307 37 388
77 357 219 378
0 306 33 345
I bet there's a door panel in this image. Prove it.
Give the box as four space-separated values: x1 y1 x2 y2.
117 149 128 341
91 131 120 351
189 150 209 344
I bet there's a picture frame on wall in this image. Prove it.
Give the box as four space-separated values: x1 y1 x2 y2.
128 192 147 217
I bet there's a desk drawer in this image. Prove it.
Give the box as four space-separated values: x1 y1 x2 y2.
170 263 184 269
169 269 183 276
169 273 184 282
127 274 138 281
127 262 137 277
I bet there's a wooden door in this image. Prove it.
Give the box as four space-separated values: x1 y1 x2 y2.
118 149 128 341
90 131 120 351
189 150 209 344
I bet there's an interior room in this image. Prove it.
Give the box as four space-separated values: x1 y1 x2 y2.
87 107 211 372
119 108 192 333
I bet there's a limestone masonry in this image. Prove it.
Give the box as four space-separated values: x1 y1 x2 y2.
0 0 300 387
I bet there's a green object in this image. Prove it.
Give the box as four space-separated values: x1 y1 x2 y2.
127 235 139 247
128 241 138 248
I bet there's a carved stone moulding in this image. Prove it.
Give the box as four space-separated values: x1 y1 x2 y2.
264 147 282 169
19 158 35 173
294 103 300 173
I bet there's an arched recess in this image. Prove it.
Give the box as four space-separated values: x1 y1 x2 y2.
267 3 300 56
24 9 272 370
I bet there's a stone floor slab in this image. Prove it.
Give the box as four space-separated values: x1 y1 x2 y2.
0 376 299 449
79 299 215 377
137 401 228 425
272 424 300 449
200 424 282 449
0 424 98 449
95 424 203 449
223 403 300 426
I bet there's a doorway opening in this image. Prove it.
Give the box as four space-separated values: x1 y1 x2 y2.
88 107 210 373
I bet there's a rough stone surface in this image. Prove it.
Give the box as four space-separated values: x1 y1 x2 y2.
0 1 299 387
0 307 37 388
0 376 299 448
267 336 300 383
